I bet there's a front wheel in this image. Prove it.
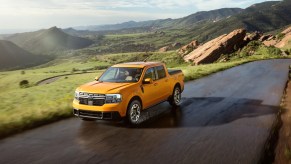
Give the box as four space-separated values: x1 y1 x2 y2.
169 86 181 107
127 99 142 125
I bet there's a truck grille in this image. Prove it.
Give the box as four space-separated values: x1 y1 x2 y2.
79 110 103 118
78 93 106 106
79 98 105 106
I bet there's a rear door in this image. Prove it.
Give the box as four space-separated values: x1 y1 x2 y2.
154 65 171 101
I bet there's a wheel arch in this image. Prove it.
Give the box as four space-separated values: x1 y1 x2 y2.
174 83 181 92
127 96 143 111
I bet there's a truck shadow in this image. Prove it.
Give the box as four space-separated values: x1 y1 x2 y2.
137 97 279 128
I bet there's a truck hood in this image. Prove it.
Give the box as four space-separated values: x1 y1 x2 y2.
76 81 134 93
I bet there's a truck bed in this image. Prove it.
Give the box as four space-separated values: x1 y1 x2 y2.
168 69 182 75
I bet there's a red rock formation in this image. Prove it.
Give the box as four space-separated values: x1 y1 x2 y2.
282 26 291 34
244 31 262 43
159 46 170 52
259 34 273 42
184 29 246 65
276 26 291 48
158 42 182 52
178 40 199 56
263 26 291 48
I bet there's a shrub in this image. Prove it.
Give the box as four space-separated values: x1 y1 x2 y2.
239 41 261 57
277 33 285 40
19 80 29 88
267 46 282 56
71 68 78 73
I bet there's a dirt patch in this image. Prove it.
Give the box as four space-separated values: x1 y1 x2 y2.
275 75 291 163
37 76 62 85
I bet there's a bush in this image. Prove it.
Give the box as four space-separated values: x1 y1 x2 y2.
267 46 282 56
19 80 29 88
94 65 108 70
277 33 285 40
71 68 79 73
238 41 262 57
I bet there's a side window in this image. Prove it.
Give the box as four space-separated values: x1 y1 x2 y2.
156 65 166 79
143 67 156 80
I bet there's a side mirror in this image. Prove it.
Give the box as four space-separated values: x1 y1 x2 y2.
95 76 99 81
143 78 153 84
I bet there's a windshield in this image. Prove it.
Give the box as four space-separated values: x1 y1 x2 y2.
98 67 143 83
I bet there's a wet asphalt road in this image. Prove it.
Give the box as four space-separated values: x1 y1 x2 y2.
1 59 291 164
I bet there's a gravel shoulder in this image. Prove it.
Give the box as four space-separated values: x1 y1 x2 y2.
275 75 291 164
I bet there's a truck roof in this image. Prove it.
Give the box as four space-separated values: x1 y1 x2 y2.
112 62 163 68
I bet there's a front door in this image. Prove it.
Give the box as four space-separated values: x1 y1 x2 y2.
142 67 159 108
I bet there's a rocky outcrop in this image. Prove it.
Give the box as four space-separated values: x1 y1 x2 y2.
172 42 182 48
282 26 291 34
244 32 262 43
178 40 199 56
275 26 291 48
184 29 246 65
158 42 182 52
260 34 273 42
261 34 276 46
159 46 170 52
262 26 291 48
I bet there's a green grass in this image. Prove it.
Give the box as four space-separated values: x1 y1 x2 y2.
73 29 192 55
180 60 251 81
95 51 187 68
0 73 100 137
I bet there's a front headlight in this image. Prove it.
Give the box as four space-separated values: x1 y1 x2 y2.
105 94 122 103
74 91 80 100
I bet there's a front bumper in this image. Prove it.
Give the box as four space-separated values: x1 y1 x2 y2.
73 109 122 120
72 99 126 120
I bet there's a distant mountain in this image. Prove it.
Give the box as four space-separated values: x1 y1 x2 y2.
61 28 95 37
187 0 291 42
74 8 243 31
172 8 243 27
0 40 51 70
5 27 94 54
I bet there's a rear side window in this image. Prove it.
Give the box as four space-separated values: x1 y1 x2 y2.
156 65 166 79
144 67 156 80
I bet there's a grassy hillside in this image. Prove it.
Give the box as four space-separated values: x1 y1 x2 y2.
0 40 52 70
75 8 242 31
6 27 94 55
184 0 291 42
66 1 291 56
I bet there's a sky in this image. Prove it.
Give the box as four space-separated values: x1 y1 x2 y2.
0 0 279 33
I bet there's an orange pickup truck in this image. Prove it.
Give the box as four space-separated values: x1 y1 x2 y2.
73 62 184 124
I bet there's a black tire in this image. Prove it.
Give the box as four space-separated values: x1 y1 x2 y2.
169 86 181 107
126 99 142 125
81 118 95 121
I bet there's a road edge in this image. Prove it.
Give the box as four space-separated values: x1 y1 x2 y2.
259 65 291 164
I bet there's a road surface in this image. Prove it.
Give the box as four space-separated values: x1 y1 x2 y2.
0 59 290 164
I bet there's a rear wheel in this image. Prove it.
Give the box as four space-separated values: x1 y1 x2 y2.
127 99 142 125
169 86 181 107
